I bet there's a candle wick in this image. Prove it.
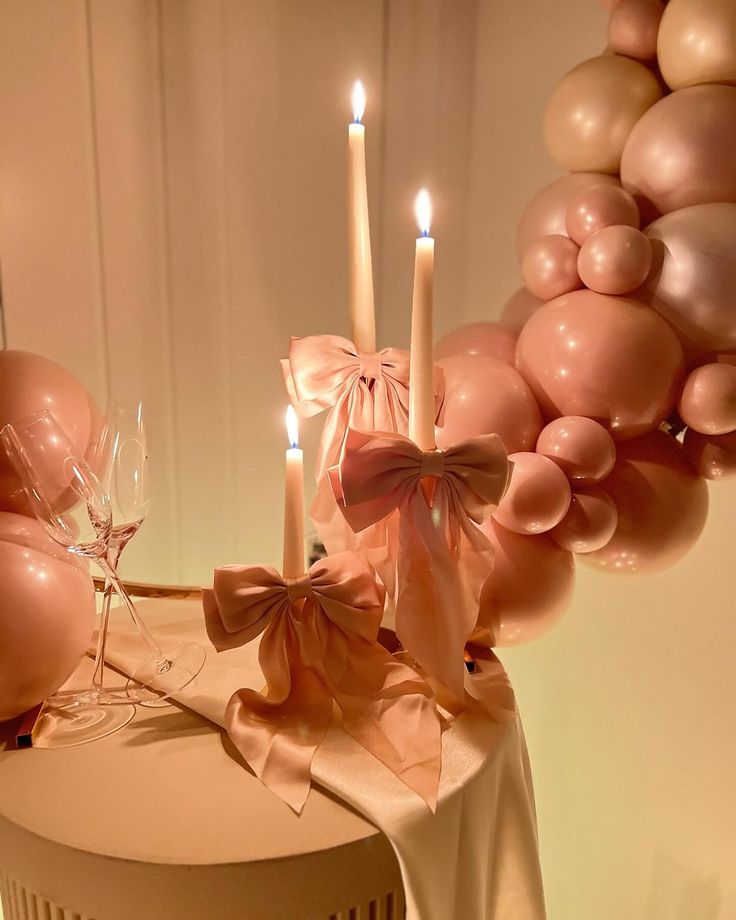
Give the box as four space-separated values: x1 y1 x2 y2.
420 230 429 238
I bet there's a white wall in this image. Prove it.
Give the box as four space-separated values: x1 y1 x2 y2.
1 2 734 918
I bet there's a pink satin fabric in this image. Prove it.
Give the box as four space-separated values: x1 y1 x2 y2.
282 335 443 555
203 551 443 814
329 429 511 703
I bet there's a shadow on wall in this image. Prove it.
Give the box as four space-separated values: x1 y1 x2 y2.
646 854 722 920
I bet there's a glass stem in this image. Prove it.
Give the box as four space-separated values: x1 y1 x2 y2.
96 555 164 659
89 577 115 692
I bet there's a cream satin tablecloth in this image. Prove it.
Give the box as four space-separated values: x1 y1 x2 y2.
101 598 546 920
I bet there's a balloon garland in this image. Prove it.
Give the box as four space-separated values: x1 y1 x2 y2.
439 0 736 644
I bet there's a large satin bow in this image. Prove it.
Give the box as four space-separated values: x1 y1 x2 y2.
203 552 442 814
329 430 511 702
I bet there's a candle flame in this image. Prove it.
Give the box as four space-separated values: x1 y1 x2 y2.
351 80 366 123
414 189 432 237
285 405 299 449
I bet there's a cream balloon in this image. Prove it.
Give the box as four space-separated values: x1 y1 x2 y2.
543 55 663 174
658 0 736 90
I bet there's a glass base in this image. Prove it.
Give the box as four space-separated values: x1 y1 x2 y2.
52 684 136 706
126 639 206 708
32 701 136 749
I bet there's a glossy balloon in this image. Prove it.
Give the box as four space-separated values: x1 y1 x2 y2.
608 0 665 61
492 452 571 535
0 351 101 516
0 513 95 721
499 288 544 333
683 428 736 480
551 489 618 554
585 431 709 573
521 235 582 301
640 203 736 355
516 173 619 262
436 356 543 453
473 519 575 647
543 55 663 174
536 415 617 484
516 290 684 439
658 0 736 90
565 184 640 246
577 225 652 295
621 85 736 218
435 321 516 365
679 363 736 435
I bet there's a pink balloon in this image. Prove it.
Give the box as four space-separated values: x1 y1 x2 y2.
0 512 95 721
577 225 653 295
551 489 618 553
585 430 709 573
0 351 101 516
435 322 516 365
536 415 616 484
608 0 665 61
473 520 575 647
521 235 582 301
600 0 625 9
492 451 571 535
621 85 736 218
565 184 640 246
640 203 736 355
679 363 736 435
516 173 620 262
683 428 736 480
499 288 544 333
515 290 684 439
436 356 543 453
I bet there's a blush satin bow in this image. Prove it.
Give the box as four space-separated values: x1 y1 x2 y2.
282 335 443 555
203 552 442 814
329 430 511 702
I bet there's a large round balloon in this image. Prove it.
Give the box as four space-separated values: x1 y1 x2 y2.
515 290 684 439
0 513 96 721
639 203 736 355
473 520 575 647
658 0 736 90
499 288 544 333
608 0 665 61
621 85 736 218
435 321 516 365
543 55 663 174
0 351 101 515
436 356 543 453
516 173 619 262
584 430 709 573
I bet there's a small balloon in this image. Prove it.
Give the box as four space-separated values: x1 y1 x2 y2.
585 430 709 573
499 288 544 333
551 489 618 554
577 225 652 295
658 0 736 90
621 85 736 218
516 290 684 439
608 0 665 61
436 356 543 453
565 184 640 246
536 415 616 484
679 363 736 435
521 235 582 302
492 451 571 535
435 321 516 365
517 173 620 262
543 55 663 174
683 428 736 480
473 519 575 647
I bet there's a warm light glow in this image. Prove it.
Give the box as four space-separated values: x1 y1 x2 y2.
351 80 366 123
415 189 432 237
285 405 299 449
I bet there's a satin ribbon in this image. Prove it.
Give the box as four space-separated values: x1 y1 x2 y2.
282 335 444 556
329 430 511 703
203 551 442 814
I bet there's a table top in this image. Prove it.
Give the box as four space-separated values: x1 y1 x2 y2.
0 655 381 867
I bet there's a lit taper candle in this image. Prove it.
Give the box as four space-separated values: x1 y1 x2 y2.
348 80 376 354
283 406 305 578
409 189 436 450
